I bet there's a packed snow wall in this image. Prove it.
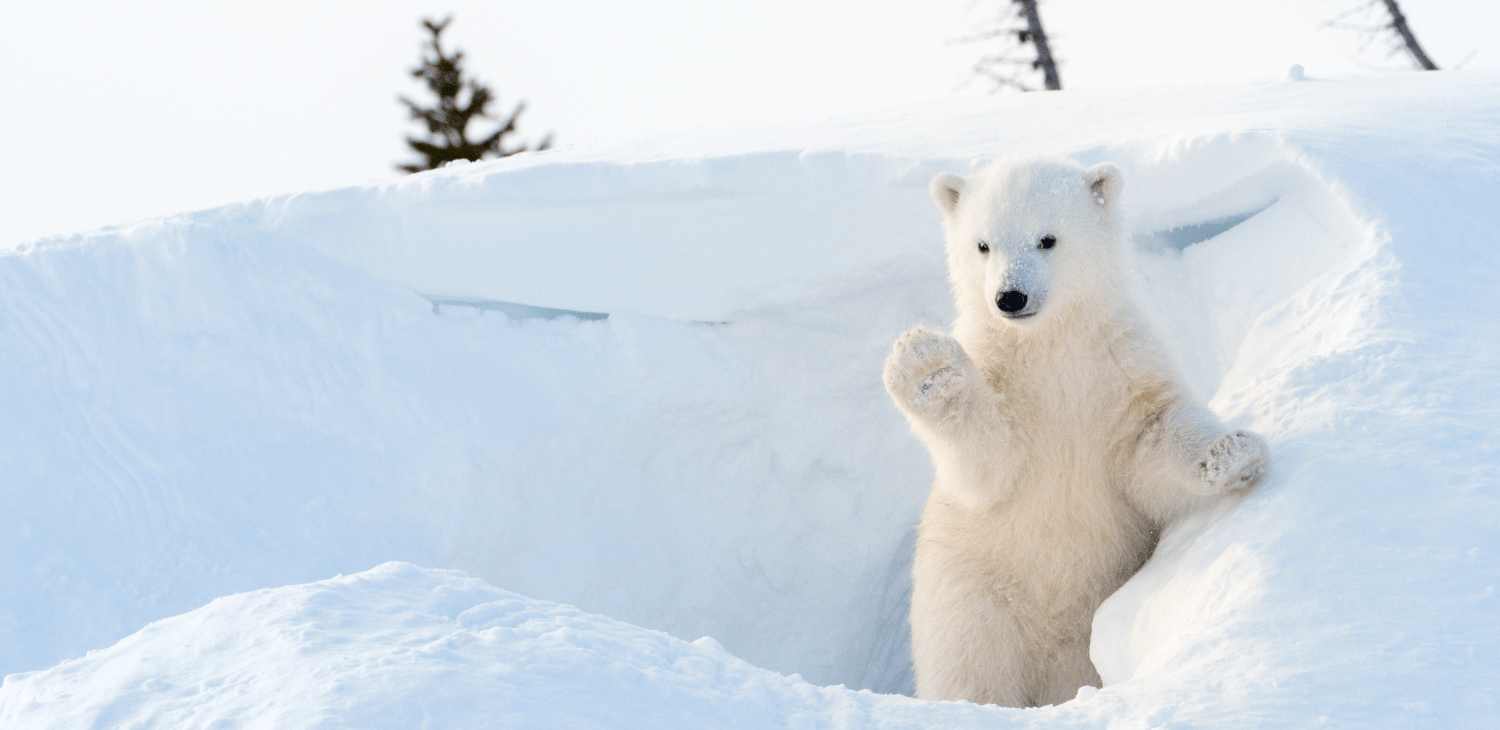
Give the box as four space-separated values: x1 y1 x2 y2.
0 129 1370 690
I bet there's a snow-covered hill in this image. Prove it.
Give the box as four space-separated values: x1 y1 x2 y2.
2 71 1498 727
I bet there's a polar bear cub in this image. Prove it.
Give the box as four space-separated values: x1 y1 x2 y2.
883 157 1267 707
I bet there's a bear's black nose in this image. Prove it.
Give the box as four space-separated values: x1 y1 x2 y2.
997 291 1028 313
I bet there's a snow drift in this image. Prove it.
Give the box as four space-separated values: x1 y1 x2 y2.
0 563 966 729
3 71 1499 727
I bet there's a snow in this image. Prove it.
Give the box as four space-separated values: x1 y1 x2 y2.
3 71 1500 727
0 563 972 729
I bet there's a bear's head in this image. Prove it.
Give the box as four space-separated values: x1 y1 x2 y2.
931 158 1124 329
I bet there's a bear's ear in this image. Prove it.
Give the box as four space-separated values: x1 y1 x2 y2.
1083 163 1123 207
930 173 965 216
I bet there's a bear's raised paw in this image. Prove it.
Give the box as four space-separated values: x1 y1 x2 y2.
883 327 975 416
1195 430 1269 494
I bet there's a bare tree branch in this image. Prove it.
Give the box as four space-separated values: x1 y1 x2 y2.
1017 0 1061 90
957 0 1062 92
1323 0 1440 71
1381 0 1438 70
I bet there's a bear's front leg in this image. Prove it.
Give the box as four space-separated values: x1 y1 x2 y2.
884 327 1018 508
882 327 981 425
1127 404 1269 521
1196 430 1269 494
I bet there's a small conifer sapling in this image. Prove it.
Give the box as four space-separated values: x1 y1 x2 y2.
397 16 552 173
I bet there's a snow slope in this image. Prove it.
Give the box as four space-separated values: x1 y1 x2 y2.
0 563 998 729
3 71 1499 727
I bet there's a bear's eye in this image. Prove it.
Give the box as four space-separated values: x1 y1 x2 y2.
977 240 990 254
1038 235 1056 250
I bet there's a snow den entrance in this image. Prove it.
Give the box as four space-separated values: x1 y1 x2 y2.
1123 139 1367 408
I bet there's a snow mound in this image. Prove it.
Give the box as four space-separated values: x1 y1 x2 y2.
0 563 1003 729
3 72 1499 727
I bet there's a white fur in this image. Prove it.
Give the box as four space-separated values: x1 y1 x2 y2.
885 158 1267 707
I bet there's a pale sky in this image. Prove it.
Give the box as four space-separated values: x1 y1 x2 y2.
3 0 1495 246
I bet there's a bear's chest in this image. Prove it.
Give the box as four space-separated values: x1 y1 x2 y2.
986 348 1139 445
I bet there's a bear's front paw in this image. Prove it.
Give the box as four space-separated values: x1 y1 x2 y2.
1195 430 1269 494
883 327 975 417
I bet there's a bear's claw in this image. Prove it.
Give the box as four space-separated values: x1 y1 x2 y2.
1195 430 1269 494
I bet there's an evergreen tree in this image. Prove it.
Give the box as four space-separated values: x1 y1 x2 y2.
397 16 552 174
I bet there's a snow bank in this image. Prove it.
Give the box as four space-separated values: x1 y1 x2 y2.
3 72 1499 727
0 563 981 729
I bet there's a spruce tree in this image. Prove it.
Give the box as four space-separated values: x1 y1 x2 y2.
397 16 552 174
